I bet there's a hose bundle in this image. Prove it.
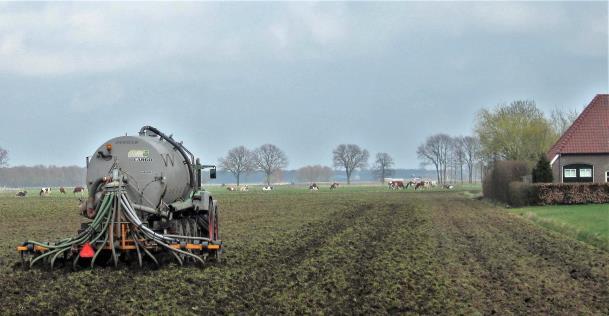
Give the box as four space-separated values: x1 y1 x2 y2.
22 188 211 269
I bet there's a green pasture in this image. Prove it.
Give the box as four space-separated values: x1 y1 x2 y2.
510 204 609 250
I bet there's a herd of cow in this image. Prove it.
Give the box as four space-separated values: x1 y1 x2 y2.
14 181 454 197
223 182 341 192
387 180 454 190
222 180 455 192
14 186 86 197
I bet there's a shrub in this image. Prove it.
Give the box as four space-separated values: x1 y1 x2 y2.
531 154 553 183
508 182 537 207
483 160 531 204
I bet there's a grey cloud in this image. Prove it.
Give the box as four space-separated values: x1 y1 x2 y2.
0 2 606 169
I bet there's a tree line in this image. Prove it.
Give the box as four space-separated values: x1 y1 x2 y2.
417 135 481 184
219 143 397 185
0 143 398 187
0 165 85 187
417 100 579 184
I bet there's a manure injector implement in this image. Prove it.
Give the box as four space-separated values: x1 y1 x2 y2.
17 126 222 269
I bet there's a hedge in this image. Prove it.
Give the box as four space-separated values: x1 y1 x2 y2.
507 183 609 207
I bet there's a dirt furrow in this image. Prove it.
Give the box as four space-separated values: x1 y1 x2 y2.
213 202 372 313
428 193 609 314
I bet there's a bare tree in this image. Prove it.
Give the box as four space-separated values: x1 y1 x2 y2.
417 134 452 184
254 144 288 186
461 136 481 183
296 165 334 183
551 108 579 135
373 152 394 183
333 144 369 184
0 147 8 167
218 146 255 186
452 137 465 184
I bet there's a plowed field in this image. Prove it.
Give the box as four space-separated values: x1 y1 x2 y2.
0 189 607 314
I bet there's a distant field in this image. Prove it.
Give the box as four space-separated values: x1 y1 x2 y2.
1 184 608 314
205 182 483 195
510 204 609 250
0 182 484 197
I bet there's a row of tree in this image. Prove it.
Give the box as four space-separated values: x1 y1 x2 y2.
219 143 397 185
218 144 288 186
417 135 481 184
0 143 395 186
0 165 85 187
417 100 578 184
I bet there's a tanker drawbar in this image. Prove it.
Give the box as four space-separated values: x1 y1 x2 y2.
17 126 222 269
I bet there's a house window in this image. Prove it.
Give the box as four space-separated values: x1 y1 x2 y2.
564 169 577 178
606 171 609 183
563 164 593 183
580 168 592 178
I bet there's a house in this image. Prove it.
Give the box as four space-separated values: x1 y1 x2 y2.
547 94 609 183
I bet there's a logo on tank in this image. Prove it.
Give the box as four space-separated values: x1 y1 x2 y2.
128 149 153 162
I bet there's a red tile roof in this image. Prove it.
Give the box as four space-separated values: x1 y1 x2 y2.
548 94 609 159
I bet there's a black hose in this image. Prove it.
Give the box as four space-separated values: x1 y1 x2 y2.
139 126 196 190
88 177 105 199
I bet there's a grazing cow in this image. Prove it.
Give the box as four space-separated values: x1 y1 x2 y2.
39 187 51 196
226 186 236 191
330 182 340 190
15 190 27 197
415 181 433 190
309 183 319 191
240 185 249 192
388 181 405 190
59 187 66 194
443 184 455 190
262 186 273 191
73 186 85 195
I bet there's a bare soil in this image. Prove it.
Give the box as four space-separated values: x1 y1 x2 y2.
0 190 607 314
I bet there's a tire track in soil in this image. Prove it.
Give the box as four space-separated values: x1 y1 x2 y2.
217 202 372 313
338 202 444 314
341 197 469 315
276 202 404 314
345 203 399 297
428 193 609 315
273 197 463 315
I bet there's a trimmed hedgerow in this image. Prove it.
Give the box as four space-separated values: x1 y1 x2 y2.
506 183 609 206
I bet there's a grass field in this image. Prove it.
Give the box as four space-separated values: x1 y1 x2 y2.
1 185 608 314
510 204 609 251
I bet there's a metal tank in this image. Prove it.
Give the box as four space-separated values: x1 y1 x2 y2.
86 131 192 209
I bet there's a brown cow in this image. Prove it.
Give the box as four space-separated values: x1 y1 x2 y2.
389 181 405 190
59 187 66 194
415 181 432 190
330 182 340 190
73 186 85 195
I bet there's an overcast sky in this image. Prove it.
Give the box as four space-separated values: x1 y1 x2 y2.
0 2 607 169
